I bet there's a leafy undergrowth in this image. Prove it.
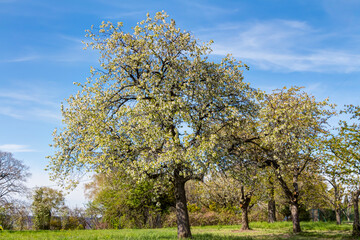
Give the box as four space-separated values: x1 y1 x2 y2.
0 222 355 240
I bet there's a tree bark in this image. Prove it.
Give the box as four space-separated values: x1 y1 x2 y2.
268 199 276 223
334 184 341 225
241 205 250 230
335 208 341 225
273 170 301 233
240 186 251 230
174 172 192 239
290 202 301 233
267 178 276 223
352 190 360 237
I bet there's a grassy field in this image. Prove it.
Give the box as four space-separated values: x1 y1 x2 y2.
0 222 357 240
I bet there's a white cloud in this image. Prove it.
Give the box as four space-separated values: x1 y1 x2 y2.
32 108 61 121
197 19 360 73
0 89 61 122
0 91 58 107
0 107 23 119
0 144 35 153
2 55 39 63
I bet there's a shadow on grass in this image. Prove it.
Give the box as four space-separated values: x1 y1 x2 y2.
297 231 355 240
192 234 255 240
192 231 354 240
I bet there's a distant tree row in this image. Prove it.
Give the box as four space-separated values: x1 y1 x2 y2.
0 151 86 230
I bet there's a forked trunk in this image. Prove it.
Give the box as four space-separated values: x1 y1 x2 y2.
241 206 250 230
240 185 251 230
174 175 192 239
290 202 301 233
353 191 360 237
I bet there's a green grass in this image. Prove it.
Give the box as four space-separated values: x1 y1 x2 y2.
0 222 356 240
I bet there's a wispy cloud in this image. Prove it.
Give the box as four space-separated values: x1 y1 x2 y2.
1 32 97 64
32 108 61 121
198 19 360 73
58 34 84 44
0 91 57 107
0 144 35 153
2 55 39 63
0 107 23 119
0 88 61 122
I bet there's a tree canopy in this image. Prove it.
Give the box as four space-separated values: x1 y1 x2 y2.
48 11 257 238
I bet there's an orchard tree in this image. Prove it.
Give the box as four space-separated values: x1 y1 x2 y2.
231 162 262 230
337 105 360 236
255 87 334 233
48 12 256 238
319 133 350 225
32 187 64 230
0 151 30 203
219 147 264 230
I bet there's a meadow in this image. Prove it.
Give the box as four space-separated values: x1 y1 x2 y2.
0 222 356 240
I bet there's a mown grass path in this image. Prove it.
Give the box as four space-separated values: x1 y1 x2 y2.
0 222 356 240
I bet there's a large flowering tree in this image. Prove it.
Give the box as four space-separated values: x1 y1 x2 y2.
48 12 256 238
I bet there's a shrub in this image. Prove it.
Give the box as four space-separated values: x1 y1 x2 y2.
50 217 62 230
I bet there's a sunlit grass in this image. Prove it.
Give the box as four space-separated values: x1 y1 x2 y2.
0 222 354 240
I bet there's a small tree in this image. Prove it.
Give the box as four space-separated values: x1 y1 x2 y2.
319 133 350 225
31 187 64 230
254 87 334 233
48 12 256 238
0 151 30 203
337 105 360 236
224 159 263 230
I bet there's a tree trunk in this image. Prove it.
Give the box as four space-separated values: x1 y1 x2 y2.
240 185 251 230
268 200 276 223
335 208 341 225
290 202 301 233
353 191 360 237
271 163 301 233
241 206 250 230
174 175 192 239
268 177 276 223
334 184 341 225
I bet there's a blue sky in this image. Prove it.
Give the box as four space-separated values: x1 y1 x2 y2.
1 0 360 207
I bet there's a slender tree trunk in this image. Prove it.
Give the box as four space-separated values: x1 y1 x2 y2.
268 178 276 223
352 190 360 237
335 208 341 225
174 173 192 239
268 200 276 223
334 185 341 225
241 205 250 230
290 202 301 233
